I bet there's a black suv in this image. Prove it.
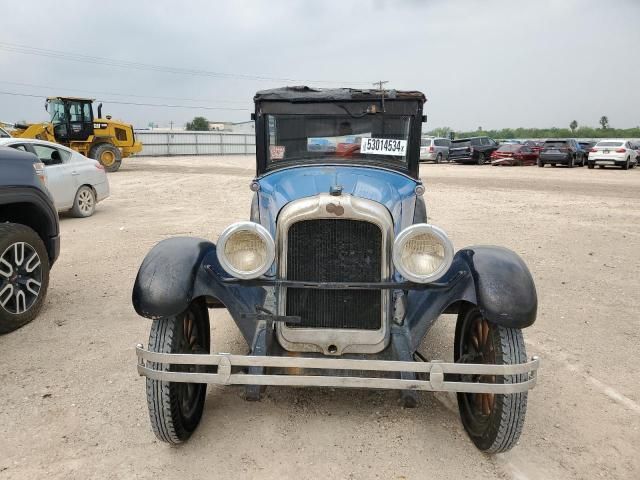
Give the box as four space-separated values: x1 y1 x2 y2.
449 136 499 164
0 147 60 333
538 139 585 168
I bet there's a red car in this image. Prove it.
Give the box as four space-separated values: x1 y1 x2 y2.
491 144 539 166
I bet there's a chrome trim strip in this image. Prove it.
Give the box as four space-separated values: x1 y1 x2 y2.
275 193 394 355
136 346 540 394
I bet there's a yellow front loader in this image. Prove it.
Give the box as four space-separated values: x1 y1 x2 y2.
10 97 141 172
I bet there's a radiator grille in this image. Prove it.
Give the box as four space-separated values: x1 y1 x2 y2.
286 219 382 330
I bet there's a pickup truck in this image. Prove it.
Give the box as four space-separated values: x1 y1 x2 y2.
449 136 499 165
0 147 60 333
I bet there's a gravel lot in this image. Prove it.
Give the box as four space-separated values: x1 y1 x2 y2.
1 156 639 480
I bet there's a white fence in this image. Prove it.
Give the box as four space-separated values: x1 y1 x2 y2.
135 131 256 157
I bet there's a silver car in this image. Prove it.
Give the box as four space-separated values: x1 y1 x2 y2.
0 138 110 217
419 136 450 163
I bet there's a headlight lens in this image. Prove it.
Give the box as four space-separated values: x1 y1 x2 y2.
393 224 453 283
217 222 275 279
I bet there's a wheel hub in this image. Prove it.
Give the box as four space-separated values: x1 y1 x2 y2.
0 242 42 315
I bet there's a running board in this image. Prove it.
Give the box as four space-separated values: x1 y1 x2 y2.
136 345 539 394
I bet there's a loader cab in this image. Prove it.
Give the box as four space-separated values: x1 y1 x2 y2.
47 97 95 143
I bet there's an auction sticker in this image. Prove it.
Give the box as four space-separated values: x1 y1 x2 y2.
269 145 286 160
360 137 407 156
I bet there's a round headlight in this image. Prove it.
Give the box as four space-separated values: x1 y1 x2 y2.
392 224 454 283
217 222 275 279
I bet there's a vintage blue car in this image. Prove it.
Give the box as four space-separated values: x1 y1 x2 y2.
133 86 539 453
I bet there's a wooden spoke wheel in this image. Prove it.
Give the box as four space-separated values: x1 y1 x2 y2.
145 299 210 444
454 306 528 453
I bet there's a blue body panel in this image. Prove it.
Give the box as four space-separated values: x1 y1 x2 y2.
256 165 420 238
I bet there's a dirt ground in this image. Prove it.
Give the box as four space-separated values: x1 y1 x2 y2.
1 156 639 480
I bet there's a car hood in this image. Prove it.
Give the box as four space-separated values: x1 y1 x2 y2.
256 165 420 237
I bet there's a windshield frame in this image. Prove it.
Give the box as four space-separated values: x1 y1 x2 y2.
255 99 424 178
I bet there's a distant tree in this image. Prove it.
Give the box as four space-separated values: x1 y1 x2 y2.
569 120 578 132
599 116 609 130
478 126 483 131
186 116 210 131
429 127 452 138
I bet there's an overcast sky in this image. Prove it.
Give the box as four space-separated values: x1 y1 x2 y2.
1 0 639 130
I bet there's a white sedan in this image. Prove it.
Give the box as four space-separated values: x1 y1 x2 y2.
0 138 110 217
587 140 639 170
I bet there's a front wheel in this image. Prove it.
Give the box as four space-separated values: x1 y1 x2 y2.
90 143 122 172
454 307 528 453
477 153 486 165
622 158 629 170
146 300 211 443
0 223 50 334
588 162 595 169
435 153 442 164
537 159 544 168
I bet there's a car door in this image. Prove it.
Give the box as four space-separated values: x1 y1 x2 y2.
28 143 77 210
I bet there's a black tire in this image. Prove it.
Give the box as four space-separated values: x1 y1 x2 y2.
90 143 122 173
70 185 96 218
435 153 442 164
413 196 427 223
598 165 605 169
567 155 574 168
537 159 544 168
551 163 557 167
477 153 486 165
454 306 528 453
622 158 629 170
0 223 50 334
588 163 594 169
146 300 211 444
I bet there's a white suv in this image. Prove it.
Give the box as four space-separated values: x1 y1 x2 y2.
587 140 638 170
420 137 451 163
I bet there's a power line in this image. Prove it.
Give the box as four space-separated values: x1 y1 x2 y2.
0 80 248 104
0 41 370 86
0 91 251 111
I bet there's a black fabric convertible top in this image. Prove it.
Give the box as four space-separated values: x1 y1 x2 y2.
254 86 426 103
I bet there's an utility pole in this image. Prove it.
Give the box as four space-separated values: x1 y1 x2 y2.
373 80 388 91
169 120 173 131
373 81 389 113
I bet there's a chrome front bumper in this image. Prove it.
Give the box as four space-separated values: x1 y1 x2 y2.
136 346 540 394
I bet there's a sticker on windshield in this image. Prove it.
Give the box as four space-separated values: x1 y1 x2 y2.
360 138 407 156
269 145 286 160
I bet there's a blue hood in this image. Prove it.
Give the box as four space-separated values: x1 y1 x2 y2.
256 165 420 236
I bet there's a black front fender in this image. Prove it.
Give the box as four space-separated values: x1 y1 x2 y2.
132 237 265 343
405 245 536 350
459 246 537 328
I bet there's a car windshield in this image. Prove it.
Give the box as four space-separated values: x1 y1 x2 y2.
596 141 623 147
451 140 471 147
497 144 519 152
266 114 411 166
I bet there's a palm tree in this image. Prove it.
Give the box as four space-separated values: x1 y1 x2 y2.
569 120 578 133
599 116 609 130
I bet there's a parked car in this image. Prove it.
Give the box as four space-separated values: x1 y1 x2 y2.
522 140 544 153
419 136 450 163
0 147 60 333
490 144 538 166
538 139 585 168
133 86 540 453
587 140 638 170
579 141 596 153
0 138 110 217
449 136 499 164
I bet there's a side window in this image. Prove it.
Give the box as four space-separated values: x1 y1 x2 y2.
83 103 92 122
480 137 490 146
421 139 429 147
434 139 442 147
9 144 28 152
471 138 481 146
522 147 531 153
31 144 67 165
